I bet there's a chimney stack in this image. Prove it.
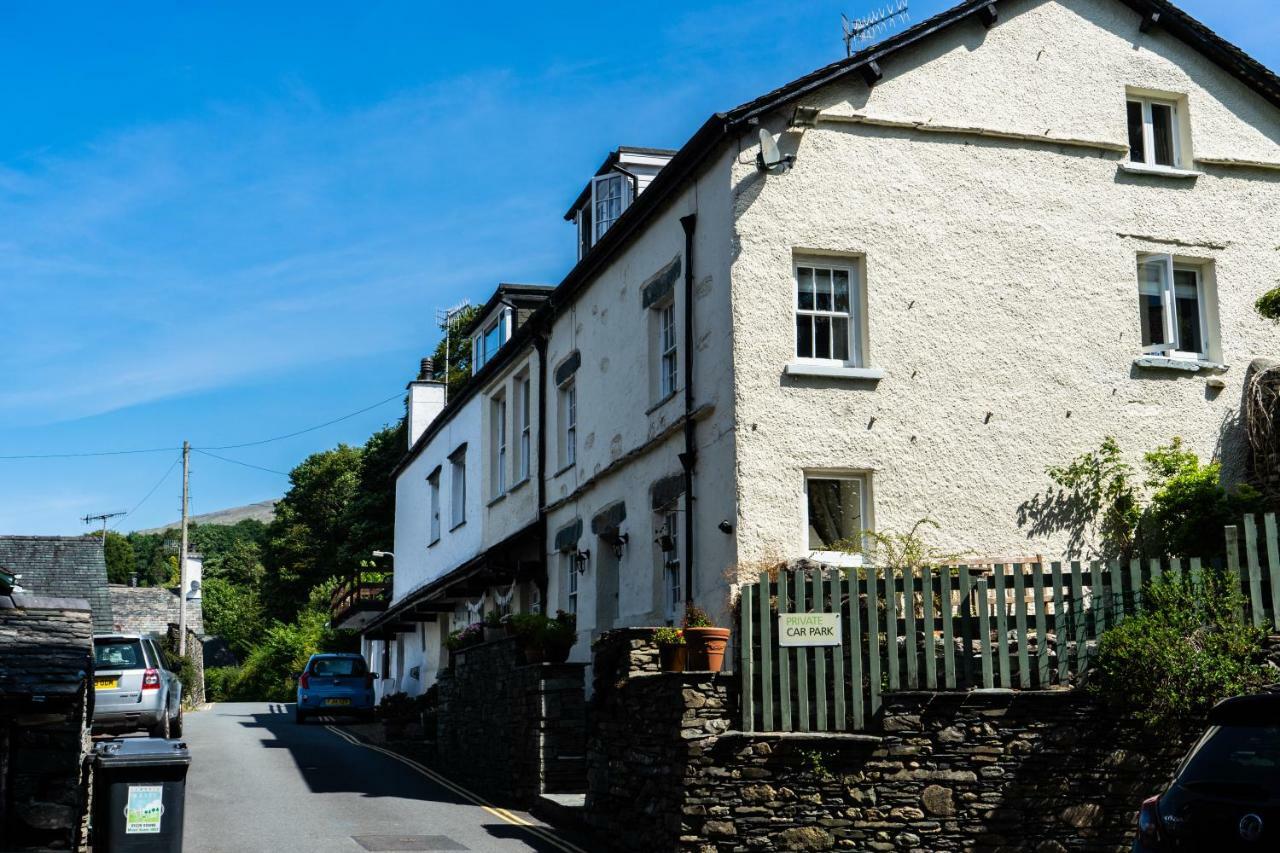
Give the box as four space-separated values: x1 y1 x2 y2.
407 355 446 448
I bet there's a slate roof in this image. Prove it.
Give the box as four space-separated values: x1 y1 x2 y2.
0 595 93 707
109 584 204 637
0 536 113 633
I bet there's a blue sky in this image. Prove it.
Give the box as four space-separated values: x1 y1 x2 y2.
1 1 1275 534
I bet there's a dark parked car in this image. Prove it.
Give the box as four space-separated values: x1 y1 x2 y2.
1134 693 1279 851
295 653 375 723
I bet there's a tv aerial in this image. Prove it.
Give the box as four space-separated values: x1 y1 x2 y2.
843 0 910 56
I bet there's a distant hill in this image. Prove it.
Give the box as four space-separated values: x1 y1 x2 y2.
134 500 277 534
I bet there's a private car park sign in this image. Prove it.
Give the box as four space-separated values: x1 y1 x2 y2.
778 612 841 646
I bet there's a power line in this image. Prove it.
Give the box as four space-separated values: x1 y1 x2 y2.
0 446 178 460
194 449 290 477
110 455 183 530
195 391 404 450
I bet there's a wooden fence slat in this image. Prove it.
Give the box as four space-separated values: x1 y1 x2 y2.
940 568 956 689
778 572 791 732
886 567 900 692
866 568 883 718
978 578 994 688
1168 557 1182 582
1128 558 1142 615
1071 562 1087 678
1013 564 1030 688
1149 556 1162 583
1190 556 1204 597
959 567 974 688
795 571 810 732
847 573 864 730
1052 561 1067 686
812 571 828 731
830 572 846 731
1266 514 1280 631
903 566 918 689
741 583 755 732
1245 515 1266 629
758 571 773 732
1226 526 1243 622
1033 562 1049 687
1098 561 1116 635
994 564 1011 688
922 565 937 689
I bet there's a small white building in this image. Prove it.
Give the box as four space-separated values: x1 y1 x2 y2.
353 0 1280 693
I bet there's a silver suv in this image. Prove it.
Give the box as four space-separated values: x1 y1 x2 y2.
92 634 184 738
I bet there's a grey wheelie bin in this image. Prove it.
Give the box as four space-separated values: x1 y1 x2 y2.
92 739 191 852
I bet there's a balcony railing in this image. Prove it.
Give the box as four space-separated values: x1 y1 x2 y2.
331 572 391 630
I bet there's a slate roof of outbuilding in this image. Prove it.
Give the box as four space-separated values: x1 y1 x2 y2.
0 536 113 633
108 584 204 637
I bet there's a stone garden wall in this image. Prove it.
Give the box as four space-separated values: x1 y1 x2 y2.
435 636 586 805
585 629 1200 852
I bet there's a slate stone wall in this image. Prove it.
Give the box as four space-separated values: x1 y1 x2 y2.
584 629 1201 853
435 636 586 805
0 597 94 851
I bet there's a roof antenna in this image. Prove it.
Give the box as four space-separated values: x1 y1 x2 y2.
843 0 910 57
435 300 472 403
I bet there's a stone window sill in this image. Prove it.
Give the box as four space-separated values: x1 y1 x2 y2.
1132 355 1228 373
486 492 507 508
784 362 885 381
552 463 575 478
508 476 530 494
645 390 679 416
1119 162 1203 179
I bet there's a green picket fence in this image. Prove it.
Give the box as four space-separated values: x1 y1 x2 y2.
737 513 1280 733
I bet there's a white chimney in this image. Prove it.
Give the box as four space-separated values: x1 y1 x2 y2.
183 552 203 600
408 357 447 448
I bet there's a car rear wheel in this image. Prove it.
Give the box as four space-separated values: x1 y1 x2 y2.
149 709 170 739
170 706 184 738
295 708 307 725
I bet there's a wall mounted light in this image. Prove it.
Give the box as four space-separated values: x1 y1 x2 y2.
609 532 629 560
574 549 591 574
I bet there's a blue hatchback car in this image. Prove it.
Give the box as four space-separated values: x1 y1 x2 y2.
295 653 376 723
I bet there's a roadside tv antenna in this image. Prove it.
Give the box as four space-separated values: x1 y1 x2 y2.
435 299 473 403
843 0 910 56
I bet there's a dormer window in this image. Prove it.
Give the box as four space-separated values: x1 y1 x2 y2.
593 173 630 243
473 308 511 373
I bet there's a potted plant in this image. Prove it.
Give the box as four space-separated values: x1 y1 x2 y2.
482 610 509 642
544 610 577 664
509 613 548 663
445 622 484 657
682 603 731 671
653 626 686 672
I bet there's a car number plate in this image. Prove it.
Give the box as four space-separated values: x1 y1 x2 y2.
324 698 351 706
95 676 120 690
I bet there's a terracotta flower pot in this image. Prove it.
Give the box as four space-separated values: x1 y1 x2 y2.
523 645 546 664
683 627 731 671
658 643 687 673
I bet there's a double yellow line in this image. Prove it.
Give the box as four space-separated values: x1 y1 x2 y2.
324 725 589 853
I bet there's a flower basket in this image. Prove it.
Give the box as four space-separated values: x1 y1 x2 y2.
682 603 728 671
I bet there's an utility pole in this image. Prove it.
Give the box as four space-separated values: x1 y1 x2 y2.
178 440 190 656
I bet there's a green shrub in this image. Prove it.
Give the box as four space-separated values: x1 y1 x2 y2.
1139 439 1264 558
653 627 685 646
204 666 244 702
1090 570 1268 729
1256 285 1280 322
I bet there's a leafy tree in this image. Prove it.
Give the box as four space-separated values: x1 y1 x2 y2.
102 531 137 585
1045 436 1141 559
1091 570 1267 729
338 422 405 573
1139 438 1264 558
202 575 267 660
429 304 480 398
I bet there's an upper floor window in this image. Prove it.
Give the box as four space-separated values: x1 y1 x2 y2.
1138 254 1210 360
474 309 510 372
563 551 579 615
558 380 577 468
805 473 869 565
516 375 531 482
795 261 861 365
593 173 630 243
428 468 441 544
450 447 466 528
1127 96 1182 169
658 302 678 399
490 394 507 496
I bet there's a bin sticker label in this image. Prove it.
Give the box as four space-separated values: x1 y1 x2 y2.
125 785 164 834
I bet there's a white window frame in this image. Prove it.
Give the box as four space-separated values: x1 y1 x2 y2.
491 395 507 496
563 551 578 615
803 473 870 568
1126 96 1183 169
516 375 531 482
794 260 862 367
560 379 577 468
661 508 681 623
591 173 631 244
428 469 441 544
658 301 678 399
1137 254 1210 361
450 451 466 529
474 309 511 372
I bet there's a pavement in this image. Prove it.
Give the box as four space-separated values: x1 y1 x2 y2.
182 702 590 853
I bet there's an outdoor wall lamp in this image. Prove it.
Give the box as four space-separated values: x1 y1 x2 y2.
574 549 591 574
609 532 629 559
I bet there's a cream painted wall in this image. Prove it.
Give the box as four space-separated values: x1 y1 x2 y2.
479 347 542 548
728 0 1280 571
